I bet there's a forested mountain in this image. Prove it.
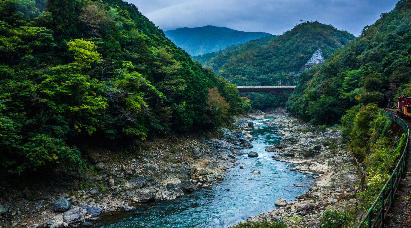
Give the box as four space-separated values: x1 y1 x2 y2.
200 22 355 86
197 22 354 109
165 26 272 56
288 0 411 208
0 0 248 174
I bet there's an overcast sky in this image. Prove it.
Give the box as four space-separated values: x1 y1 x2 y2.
126 0 398 36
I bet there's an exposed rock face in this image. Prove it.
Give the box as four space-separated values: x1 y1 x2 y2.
305 49 325 69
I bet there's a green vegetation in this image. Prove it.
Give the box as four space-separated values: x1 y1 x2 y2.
0 0 247 174
320 209 353 228
201 22 354 86
288 0 411 211
233 220 287 228
198 22 354 109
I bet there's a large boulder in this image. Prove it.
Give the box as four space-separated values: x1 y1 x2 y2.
248 151 259 158
181 180 197 193
84 205 103 217
63 207 86 224
275 198 288 207
53 197 71 213
0 204 9 215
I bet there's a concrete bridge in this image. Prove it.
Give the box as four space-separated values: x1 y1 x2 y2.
237 86 296 94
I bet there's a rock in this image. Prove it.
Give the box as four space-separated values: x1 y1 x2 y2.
82 221 93 227
241 140 253 149
313 145 322 151
181 180 197 193
265 146 277 152
95 162 105 170
301 145 322 158
84 205 102 217
192 147 203 158
63 207 86 224
275 198 288 207
108 178 115 186
128 176 152 189
239 165 244 169
53 197 71 212
122 205 134 211
46 214 64 228
248 151 259 158
244 132 253 140
0 204 9 215
89 188 99 195
133 189 156 203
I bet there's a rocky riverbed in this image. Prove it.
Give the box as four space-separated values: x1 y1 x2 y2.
241 110 362 227
0 110 361 227
0 126 252 227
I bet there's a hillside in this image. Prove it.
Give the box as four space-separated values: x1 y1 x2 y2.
287 0 411 214
288 0 411 124
201 22 355 86
165 26 272 56
0 0 247 174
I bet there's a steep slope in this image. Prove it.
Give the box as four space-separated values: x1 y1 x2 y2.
287 0 411 216
201 22 355 86
0 0 247 173
288 0 411 124
165 25 272 56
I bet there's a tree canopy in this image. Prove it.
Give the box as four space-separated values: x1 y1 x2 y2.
0 0 248 174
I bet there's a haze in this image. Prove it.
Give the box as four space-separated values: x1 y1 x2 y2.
127 0 398 35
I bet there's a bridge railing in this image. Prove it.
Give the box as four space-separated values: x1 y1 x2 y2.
357 112 410 228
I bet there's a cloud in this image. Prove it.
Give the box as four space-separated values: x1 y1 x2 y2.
127 0 398 35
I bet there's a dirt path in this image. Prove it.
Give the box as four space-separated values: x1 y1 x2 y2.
386 118 411 227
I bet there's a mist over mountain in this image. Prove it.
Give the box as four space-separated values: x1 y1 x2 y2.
165 25 272 56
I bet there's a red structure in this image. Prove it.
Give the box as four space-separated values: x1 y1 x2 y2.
397 96 411 117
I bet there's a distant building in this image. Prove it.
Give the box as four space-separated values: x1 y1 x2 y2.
304 49 325 69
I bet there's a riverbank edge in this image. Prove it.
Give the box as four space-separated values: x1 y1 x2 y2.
0 119 254 227
237 110 362 227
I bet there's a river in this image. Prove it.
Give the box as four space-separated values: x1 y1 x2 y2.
99 115 314 227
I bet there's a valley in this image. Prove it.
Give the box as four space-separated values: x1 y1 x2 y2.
1 0 410 227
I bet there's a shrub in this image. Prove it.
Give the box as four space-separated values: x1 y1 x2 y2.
320 210 352 228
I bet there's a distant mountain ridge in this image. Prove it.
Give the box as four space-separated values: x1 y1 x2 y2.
165 25 272 56
196 21 355 109
199 22 355 86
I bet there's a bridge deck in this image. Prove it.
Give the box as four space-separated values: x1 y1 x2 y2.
237 86 296 93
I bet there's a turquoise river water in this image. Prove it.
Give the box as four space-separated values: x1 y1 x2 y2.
100 116 314 227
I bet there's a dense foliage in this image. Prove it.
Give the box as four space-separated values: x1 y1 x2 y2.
288 1 411 124
200 22 354 87
0 0 247 174
197 22 354 109
166 26 271 56
288 0 411 211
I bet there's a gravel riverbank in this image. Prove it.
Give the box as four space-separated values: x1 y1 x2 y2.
0 126 252 227
241 110 362 227
0 110 361 227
